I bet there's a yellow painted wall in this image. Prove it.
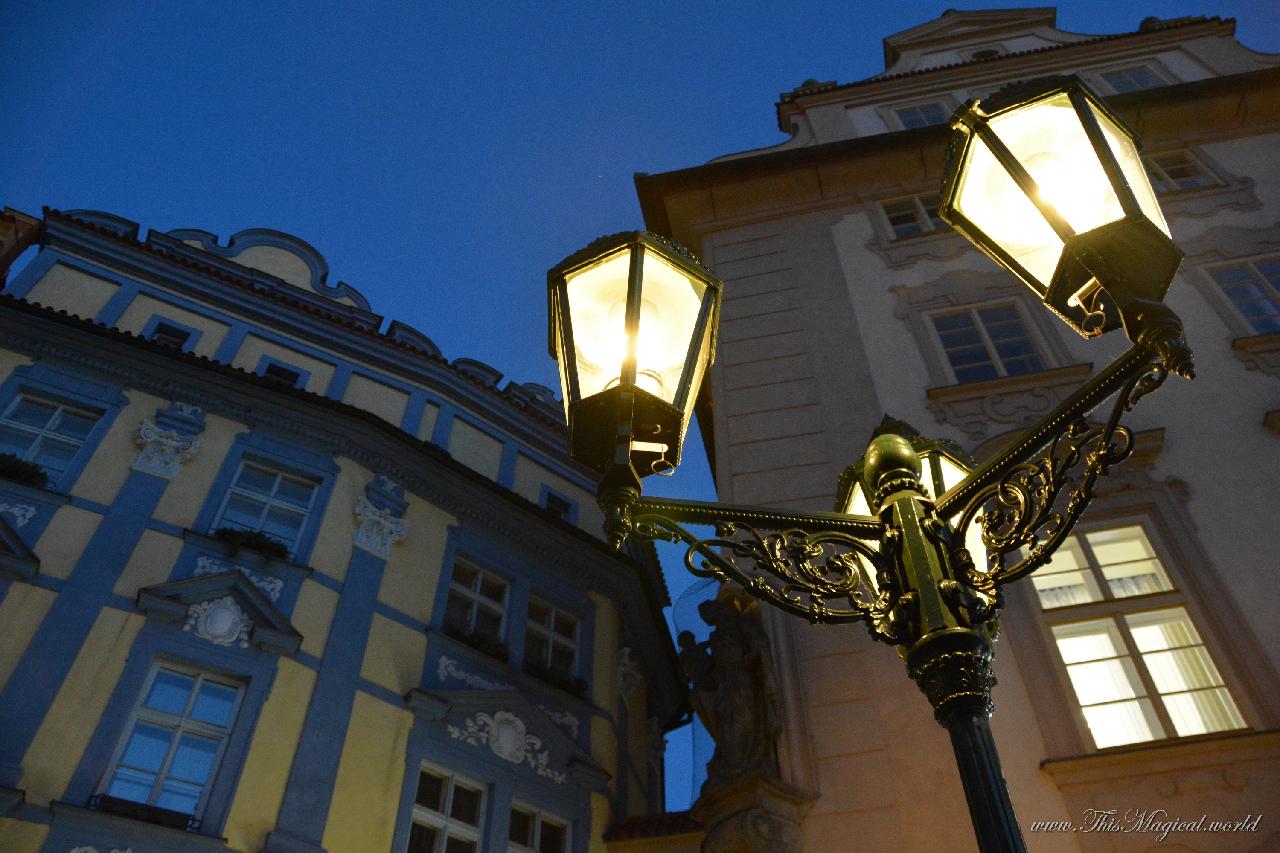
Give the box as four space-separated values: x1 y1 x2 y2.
417 402 440 442
590 792 613 853
360 614 427 695
233 245 312 288
73 389 170 506
25 261 119 320
309 457 360 582
0 584 57 692
511 453 603 533
151 413 242 530
34 505 103 581
590 593 620 796
447 419 503 480
222 657 317 853
20 607 144 805
0 350 33 382
114 292 230 359
322 692 413 853
230 333 335 395
377 494 456 625
0 818 49 852
111 529 184 597
343 373 408 427
293 579 340 658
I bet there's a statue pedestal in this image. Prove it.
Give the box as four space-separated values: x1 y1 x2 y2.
691 773 818 853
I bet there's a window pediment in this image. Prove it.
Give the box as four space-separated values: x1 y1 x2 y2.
137 572 302 655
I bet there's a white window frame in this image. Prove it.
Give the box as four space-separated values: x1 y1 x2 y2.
879 192 946 241
1202 257 1280 336
890 100 951 130
927 301 1048 384
210 459 319 557
445 560 509 641
1143 149 1219 195
524 596 579 677
1094 63 1170 94
408 763 486 853
507 801 570 853
0 393 101 478
98 662 244 823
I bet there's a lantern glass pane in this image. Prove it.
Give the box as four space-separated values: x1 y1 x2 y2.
636 247 707 405
990 93 1126 235
679 317 713 428
954 130 1063 290
565 248 633 399
1085 101 1170 236
934 452 970 493
845 482 871 517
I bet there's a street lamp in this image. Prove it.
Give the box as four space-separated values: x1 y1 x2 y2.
548 77 1195 853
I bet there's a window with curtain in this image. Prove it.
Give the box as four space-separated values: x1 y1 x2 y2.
930 303 1045 383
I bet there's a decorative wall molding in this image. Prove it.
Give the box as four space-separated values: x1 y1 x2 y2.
0 503 36 528
447 711 567 784
537 705 580 740
192 555 284 602
353 495 408 559
618 646 643 699
1231 332 1280 381
132 418 201 478
926 363 1094 443
185 596 252 648
437 655 510 690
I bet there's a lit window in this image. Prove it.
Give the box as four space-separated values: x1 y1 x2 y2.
212 460 318 557
0 394 101 480
881 193 946 240
408 766 484 853
1100 66 1165 93
524 597 578 681
1051 608 1245 748
894 102 949 129
1144 151 1217 194
931 304 1044 383
1206 259 1280 334
1032 526 1172 609
444 562 508 648
508 804 569 853
150 321 193 350
100 665 242 821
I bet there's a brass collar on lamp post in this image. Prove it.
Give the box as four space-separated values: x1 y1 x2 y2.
548 77 1195 853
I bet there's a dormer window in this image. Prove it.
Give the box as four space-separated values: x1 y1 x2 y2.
151 321 193 350
1099 65 1166 94
894 102 949 130
255 356 308 390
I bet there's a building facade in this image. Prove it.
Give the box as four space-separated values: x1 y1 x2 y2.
0 207 683 852
635 10 1280 852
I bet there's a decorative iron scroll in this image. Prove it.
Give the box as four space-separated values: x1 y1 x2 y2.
951 355 1167 585
631 515 887 625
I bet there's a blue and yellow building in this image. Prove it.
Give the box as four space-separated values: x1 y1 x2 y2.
0 207 683 853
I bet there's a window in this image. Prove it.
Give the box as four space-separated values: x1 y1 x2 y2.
1099 65 1165 93
212 460 319 557
1051 609 1245 748
408 766 484 853
931 304 1045 383
0 394 101 481
541 491 575 523
894 102 949 129
1144 150 1217 194
444 561 508 654
524 597 578 681
100 664 243 822
262 361 303 387
1031 526 1172 609
150 321 193 350
1206 259 1280 334
881 193 946 240
508 804 568 853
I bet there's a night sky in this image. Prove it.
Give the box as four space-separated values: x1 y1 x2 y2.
3 0 1275 811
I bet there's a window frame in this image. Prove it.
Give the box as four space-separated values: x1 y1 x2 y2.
141 313 203 354
1094 63 1170 94
209 457 321 559
1143 149 1220 196
926 301 1049 384
506 800 570 853
443 558 512 650
96 661 246 826
538 486 579 525
878 192 947 241
523 595 580 680
888 100 952 131
408 763 487 853
1201 256 1280 336
254 355 310 390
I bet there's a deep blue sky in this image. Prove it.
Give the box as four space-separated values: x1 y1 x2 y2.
3 0 1275 812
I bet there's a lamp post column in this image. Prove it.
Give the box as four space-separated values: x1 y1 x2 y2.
866 434 1026 853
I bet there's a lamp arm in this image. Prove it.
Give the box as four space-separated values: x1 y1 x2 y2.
634 496 883 538
947 348 1175 586
629 510 891 626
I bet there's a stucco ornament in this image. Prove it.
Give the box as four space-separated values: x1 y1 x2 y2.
192 555 284 602
132 417 200 478
447 711 566 783
70 847 134 853
437 655 510 690
0 503 36 528
353 494 408 558
185 595 252 648
617 645 643 698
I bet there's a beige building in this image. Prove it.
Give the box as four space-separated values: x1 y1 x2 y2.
634 9 1280 852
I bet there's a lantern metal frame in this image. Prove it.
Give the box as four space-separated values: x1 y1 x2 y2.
938 75 1185 343
547 231 722 476
550 76 1200 853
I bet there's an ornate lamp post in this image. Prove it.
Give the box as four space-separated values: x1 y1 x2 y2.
548 77 1195 853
